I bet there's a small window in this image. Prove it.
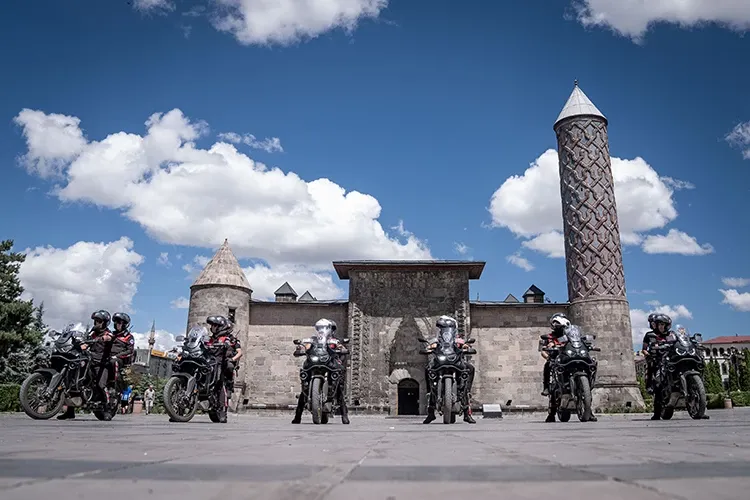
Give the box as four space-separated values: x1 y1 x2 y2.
228 308 236 323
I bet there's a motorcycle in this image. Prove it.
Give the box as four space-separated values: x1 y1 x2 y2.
163 326 229 423
542 324 599 422
19 324 120 421
651 325 706 420
418 330 477 424
293 333 349 424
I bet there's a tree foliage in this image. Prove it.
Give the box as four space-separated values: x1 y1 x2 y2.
703 360 724 395
0 240 45 384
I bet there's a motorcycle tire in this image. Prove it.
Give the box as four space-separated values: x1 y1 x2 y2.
19 372 65 420
442 378 453 424
163 377 198 423
557 409 571 422
311 378 323 425
209 386 228 423
686 374 707 420
576 375 593 422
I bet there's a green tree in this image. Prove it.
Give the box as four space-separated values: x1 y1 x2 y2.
0 240 44 384
728 361 741 392
740 349 750 392
704 360 724 394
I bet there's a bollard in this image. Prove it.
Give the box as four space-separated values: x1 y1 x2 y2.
724 398 733 409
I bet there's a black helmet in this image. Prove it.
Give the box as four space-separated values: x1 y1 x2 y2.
653 313 672 331
647 313 656 325
113 312 131 330
91 310 111 330
206 315 230 335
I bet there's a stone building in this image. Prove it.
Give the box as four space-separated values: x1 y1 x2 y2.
185 82 644 414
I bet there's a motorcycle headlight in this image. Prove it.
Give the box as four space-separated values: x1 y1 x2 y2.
437 355 447 361
566 349 574 356
580 349 587 356
310 356 319 362
688 348 695 355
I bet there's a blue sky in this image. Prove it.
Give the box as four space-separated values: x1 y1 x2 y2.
1 0 748 348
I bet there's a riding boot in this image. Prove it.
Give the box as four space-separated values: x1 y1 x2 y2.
463 407 476 424
340 401 350 425
292 393 305 424
541 361 550 396
57 406 75 420
545 411 556 423
423 406 436 424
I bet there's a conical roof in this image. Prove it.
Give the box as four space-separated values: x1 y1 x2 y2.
191 239 252 292
554 81 606 127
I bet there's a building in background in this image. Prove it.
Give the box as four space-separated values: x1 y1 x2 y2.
702 335 750 387
132 321 177 378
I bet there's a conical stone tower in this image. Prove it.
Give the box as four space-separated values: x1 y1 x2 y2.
553 81 644 410
186 239 252 408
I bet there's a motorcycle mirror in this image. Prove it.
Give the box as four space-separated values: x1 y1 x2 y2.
418 349 430 355
466 338 476 344
175 335 185 343
293 339 302 345
692 333 703 343
417 337 428 343
464 348 477 355
539 334 548 340
341 338 350 344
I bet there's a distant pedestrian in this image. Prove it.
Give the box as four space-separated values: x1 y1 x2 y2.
144 385 155 415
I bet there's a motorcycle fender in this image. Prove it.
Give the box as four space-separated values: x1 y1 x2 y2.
308 375 325 400
679 371 699 395
569 376 577 396
35 368 64 392
172 374 197 394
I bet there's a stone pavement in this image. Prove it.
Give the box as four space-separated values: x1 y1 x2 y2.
0 409 749 500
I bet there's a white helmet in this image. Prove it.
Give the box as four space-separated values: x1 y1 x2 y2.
550 313 571 330
315 318 336 336
436 315 457 328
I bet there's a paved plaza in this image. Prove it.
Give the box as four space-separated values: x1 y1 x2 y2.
0 409 748 499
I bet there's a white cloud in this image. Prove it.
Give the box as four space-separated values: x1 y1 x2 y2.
218 132 284 153
641 229 714 255
17 237 144 330
157 251 171 267
133 0 175 13
454 242 470 256
722 277 750 288
242 263 344 301
210 0 389 46
14 108 431 278
630 301 693 349
506 252 534 272
488 149 710 258
183 255 211 275
719 289 750 312
132 328 178 351
171 297 190 309
571 0 750 42
725 121 750 160
12 109 87 178
660 177 695 190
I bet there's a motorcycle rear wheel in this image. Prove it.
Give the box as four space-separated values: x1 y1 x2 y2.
19 372 65 420
208 386 228 423
163 377 198 422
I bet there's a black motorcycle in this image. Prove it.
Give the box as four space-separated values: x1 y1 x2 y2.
19 325 120 421
542 325 599 422
293 334 349 425
418 330 477 424
651 326 706 420
163 326 228 423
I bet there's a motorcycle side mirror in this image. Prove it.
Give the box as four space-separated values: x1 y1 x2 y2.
466 338 476 344
341 338 350 344
464 348 477 355
692 334 703 343
417 337 428 343
293 339 302 345
539 334 548 340
418 349 430 355
175 335 185 343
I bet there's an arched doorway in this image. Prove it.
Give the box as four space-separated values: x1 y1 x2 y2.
397 378 420 415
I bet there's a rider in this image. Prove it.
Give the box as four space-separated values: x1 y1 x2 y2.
205 315 243 398
540 312 570 423
640 313 660 394
291 318 350 425
643 313 673 420
423 315 476 425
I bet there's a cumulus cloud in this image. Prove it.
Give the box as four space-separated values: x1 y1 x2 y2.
218 132 283 153
242 263 344 301
17 237 144 330
488 149 712 258
571 0 750 42
131 328 178 352
133 0 175 13
630 301 693 349
722 277 750 288
641 229 714 255
506 252 534 272
14 108 430 276
725 121 750 159
454 242 470 256
719 289 750 312
170 297 190 309
157 252 171 267
12 109 87 178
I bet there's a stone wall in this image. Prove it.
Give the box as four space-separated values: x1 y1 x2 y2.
346 269 471 413
239 301 348 407
470 303 568 409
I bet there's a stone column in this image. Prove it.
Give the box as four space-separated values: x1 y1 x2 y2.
554 82 644 410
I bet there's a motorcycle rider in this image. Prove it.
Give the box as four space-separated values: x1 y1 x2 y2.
642 313 674 420
57 310 135 420
640 313 660 394
291 318 350 425
423 315 476 424
539 312 572 423
205 315 243 398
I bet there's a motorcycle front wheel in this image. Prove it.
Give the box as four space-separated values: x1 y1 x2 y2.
686 374 706 420
19 372 65 420
311 378 324 424
442 378 453 424
576 375 593 422
163 377 198 422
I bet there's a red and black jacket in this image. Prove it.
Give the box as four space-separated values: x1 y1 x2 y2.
89 329 135 365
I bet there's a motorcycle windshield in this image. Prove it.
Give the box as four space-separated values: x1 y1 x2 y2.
438 327 457 354
565 325 583 347
674 325 690 347
185 326 208 351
